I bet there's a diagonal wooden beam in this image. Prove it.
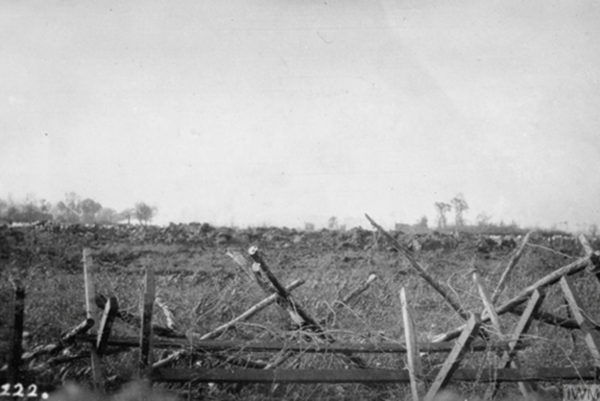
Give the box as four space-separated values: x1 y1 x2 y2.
401 288 425 401
490 289 545 399
560 277 600 366
365 214 469 321
425 313 481 401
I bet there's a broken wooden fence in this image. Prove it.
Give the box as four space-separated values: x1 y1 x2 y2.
5 230 600 401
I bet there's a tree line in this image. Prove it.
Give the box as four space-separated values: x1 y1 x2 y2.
0 192 157 226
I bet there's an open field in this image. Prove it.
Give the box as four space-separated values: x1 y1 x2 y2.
1 222 599 400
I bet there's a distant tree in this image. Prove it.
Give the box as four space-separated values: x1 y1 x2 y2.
328 216 338 230
134 202 156 225
118 208 135 225
80 198 102 224
476 212 492 227
0 199 9 219
590 223 598 237
451 194 469 227
434 202 452 229
96 208 118 225
416 215 428 229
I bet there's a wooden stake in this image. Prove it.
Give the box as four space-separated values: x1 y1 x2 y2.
365 214 468 321
156 295 178 331
560 277 600 365
96 296 118 356
7 279 25 393
425 313 481 401
323 274 377 326
472 269 501 334
139 266 156 377
83 248 104 392
490 290 545 399
491 231 532 304
400 288 424 401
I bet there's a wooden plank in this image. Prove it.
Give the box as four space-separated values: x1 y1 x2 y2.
560 277 600 365
491 290 545 399
365 214 469 320
472 269 501 333
400 288 424 401
491 231 532 303
95 293 183 339
248 247 325 333
151 366 600 384
83 248 104 393
425 313 481 401
580 234 594 257
96 296 118 356
323 274 377 326
434 254 595 343
22 318 94 362
139 266 156 377
198 279 305 341
508 304 596 331
77 335 525 354
7 279 25 392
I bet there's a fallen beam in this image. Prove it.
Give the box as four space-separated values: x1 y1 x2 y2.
74 335 525 354
150 366 600 384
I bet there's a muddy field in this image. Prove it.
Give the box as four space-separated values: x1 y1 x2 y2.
1 222 598 400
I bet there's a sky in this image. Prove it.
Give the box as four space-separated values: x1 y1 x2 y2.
1 0 600 230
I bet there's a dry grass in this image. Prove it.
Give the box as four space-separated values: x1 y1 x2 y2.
0 230 595 400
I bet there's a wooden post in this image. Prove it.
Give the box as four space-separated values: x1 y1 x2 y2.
365 214 469 321
96 296 118 356
490 290 545 399
425 313 481 401
400 288 424 401
139 266 156 378
491 232 532 304
7 279 25 393
83 248 104 392
560 277 600 365
323 274 377 326
472 269 501 334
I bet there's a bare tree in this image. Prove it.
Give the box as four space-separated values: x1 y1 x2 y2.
434 202 452 229
134 202 157 225
451 193 469 227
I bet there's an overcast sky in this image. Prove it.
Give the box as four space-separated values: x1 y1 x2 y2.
2 0 599 230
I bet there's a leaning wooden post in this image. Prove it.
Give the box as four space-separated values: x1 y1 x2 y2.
472 269 501 335
96 296 118 356
425 313 481 401
579 234 600 288
139 266 156 378
365 214 469 321
490 290 545 399
7 278 25 393
323 274 377 326
83 248 104 392
491 231 532 304
400 288 424 401
560 276 600 365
